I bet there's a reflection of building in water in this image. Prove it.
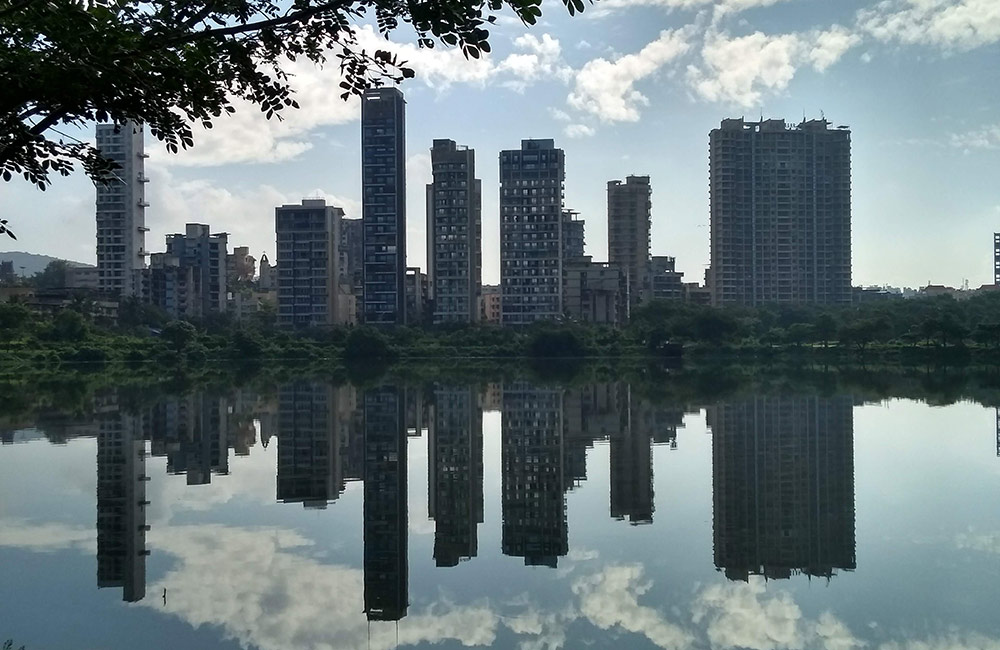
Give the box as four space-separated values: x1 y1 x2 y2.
276 383 352 508
611 386 654 525
96 401 150 602
405 386 429 437
481 383 502 412
148 393 229 485
363 386 408 621
995 408 999 457
428 386 484 567
501 383 567 567
709 395 856 581
563 383 628 490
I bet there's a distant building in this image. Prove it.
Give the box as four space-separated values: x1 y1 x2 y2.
683 283 712 305
500 139 565 325
562 256 626 326
144 253 195 320
361 87 407 326
0 260 14 286
608 176 652 307
994 233 1000 286
165 224 228 316
258 253 276 291
404 267 429 327
95 122 148 297
562 210 585 260
709 118 852 306
427 139 482 324
275 199 345 328
66 265 100 290
226 246 256 285
649 256 683 301
340 217 364 299
480 284 501 324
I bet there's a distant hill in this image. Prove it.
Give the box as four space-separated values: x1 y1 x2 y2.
0 251 92 277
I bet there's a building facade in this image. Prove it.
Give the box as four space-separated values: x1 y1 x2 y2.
562 209 585 260
426 139 482 324
275 199 343 328
499 139 566 325
650 256 684 301
361 87 407 325
709 118 852 306
480 284 501 323
164 224 228 317
144 253 195 320
607 176 651 307
562 256 626 326
95 122 148 297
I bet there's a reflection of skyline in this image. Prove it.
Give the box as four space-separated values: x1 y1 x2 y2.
708 395 856 581
428 385 484 567
277 382 348 508
363 385 409 621
502 382 568 567
95 395 149 602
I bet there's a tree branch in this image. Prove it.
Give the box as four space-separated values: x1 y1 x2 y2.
164 0 356 46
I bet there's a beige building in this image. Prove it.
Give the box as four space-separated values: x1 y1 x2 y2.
608 176 651 307
562 256 626 326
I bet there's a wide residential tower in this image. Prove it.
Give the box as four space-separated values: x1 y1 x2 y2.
275 199 345 328
709 118 852 306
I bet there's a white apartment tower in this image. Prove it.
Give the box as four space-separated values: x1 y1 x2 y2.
95 122 148 297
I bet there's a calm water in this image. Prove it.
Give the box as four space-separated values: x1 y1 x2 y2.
2 374 1000 649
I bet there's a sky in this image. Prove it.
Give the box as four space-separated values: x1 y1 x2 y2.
1 0 999 288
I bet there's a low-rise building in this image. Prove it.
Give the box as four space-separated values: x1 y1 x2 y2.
650 256 684 301
480 285 501 324
563 256 626 326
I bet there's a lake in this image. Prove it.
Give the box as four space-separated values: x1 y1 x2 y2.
2 368 1000 649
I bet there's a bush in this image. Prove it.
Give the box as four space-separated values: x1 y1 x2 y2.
528 329 587 358
60 346 108 364
343 327 396 361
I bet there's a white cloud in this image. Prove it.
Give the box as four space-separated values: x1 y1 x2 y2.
496 33 573 91
589 0 793 19
0 519 95 553
564 124 596 138
858 0 1000 51
568 28 694 122
686 26 858 107
572 564 694 649
949 123 1000 151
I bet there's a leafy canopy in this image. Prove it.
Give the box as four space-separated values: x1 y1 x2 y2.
0 0 586 207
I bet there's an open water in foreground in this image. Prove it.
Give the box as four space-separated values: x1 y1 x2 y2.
2 373 1000 649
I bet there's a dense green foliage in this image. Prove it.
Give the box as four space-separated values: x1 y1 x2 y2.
6 292 1000 372
1 0 586 209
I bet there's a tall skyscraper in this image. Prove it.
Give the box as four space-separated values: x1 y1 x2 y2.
709 118 852 306
275 199 344 328
427 385 484 567
426 139 482 324
499 139 566 325
501 382 567 567
709 395 856 581
95 122 148 297
361 87 406 325
165 223 228 316
363 385 408 621
607 176 652 307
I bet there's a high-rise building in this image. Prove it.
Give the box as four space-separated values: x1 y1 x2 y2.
165 223 228 316
708 394 856 581
341 217 364 297
426 139 482 324
427 385 484 567
499 139 565 325
363 385 408 621
275 199 345 328
607 176 652 308
562 209 585 260
501 382 567 567
95 122 148 297
709 118 852 306
96 399 149 602
361 87 406 325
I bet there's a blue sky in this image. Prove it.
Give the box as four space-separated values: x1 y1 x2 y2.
1 0 999 287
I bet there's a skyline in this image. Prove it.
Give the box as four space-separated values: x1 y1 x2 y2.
1 0 998 288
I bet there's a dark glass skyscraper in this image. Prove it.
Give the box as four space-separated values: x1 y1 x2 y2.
361 87 406 325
